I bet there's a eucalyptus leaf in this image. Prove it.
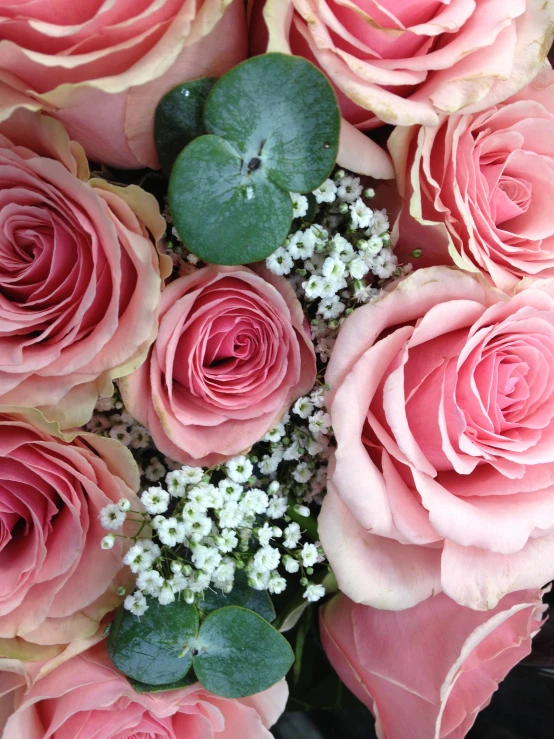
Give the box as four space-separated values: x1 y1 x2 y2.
107 598 198 686
192 606 294 699
199 570 275 622
129 672 196 694
155 78 216 176
169 53 340 265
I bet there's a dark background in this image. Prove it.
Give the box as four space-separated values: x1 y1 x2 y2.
272 590 554 739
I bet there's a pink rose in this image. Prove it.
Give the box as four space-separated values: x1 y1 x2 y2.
0 111 170 427
250 0 554 132
121 265 316 466
2 640 288 739
0 408 141 654
0 0 247 169
388 63 554 292
320 266 554 611
320 589 547 739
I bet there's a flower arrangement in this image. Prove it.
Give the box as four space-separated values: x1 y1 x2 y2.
1 3 554 739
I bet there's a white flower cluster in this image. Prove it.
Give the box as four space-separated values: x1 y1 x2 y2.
267 172 410 363
86 391 179 482
99 455 329 617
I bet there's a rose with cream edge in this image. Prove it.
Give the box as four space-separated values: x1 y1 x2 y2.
1 641 288 739
0 0 248 168
388 63 554 292
320 589 547 739
0 110 169 427
320 266 554 611
0 409 141 657
121 265 316 467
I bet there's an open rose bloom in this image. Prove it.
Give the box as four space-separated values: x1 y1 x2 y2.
0 0 247 168
321 589 547 739
0 110 169 427
1 641 288 739
320 266 554 611
250 0 554 130
0 409 140 656
389 63 554 291
121 265 316 467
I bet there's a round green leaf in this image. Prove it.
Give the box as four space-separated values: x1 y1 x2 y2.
107 599 199 686
169 134 292 265
155 78 216 176
204 53 340 193
192 606 294 699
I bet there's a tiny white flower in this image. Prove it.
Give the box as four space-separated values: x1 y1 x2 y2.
350 198 373 229
241 489 269 515
349 257 370 280
313 178 337 204
290 192 309 219
217 528 239 553
283 555 300 573
284 523 302 549
189 570 211 594
303 583 326 602
95 396 115 412
185 515 213 543
141 487 170 516
302 274 326 300
124 591 148 616
266 246 293 276
317 294 345 320
158 517 186 547
165 470 188 498
257 522 274 546
369 208 389 236
309 411 332 436
192 545 222 574
226 456 253 484
262 423 286 443
217 500 245 529
170 572 190 592
123 545 154 574
188 483 217 509
267 495 288 519
301 543 319 568
136 569 164 595
180 466 205 485
109 424 132 446
118 498 131 512
212 558 236 586
141 539 161 558
145 458 166 482
218 479 243 503
268 574 287 595
182 500 208 523
252 545 281 574
330 234 355 263
101 534 116 550
337 175 363 202
130 427 150 449
99 504 126 531
259 454 280 475
307 439 325 456
293 463 313 484
310 387 325 408
247 569 271 591
365 234 383 254
322 256 345 282
158 581 176 605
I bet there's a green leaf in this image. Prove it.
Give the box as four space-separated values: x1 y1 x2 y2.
155 78 216 176
204 54 340 193
198 570 276 622
169 134 292 265
169 53 340 265
129 672 196 694
107 598 199 686
192 606 294 698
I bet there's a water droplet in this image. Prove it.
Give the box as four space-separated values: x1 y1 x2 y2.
323 141 330 149
246 186 254 201
181 89 190 97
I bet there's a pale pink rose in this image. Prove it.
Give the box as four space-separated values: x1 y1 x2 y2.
320 266 554 611
320 589 547 739
2 640 288 739
388 63 554 292
0 0 247 169
0 110 170 427
0 408 141 654
250 0 554 133
121 265 316 466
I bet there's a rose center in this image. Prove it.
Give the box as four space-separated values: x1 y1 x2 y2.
492 175 532 225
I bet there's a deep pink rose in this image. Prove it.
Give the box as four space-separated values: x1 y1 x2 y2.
250 0 554 134
0 0 247 169
121 265 316 466
320 266 554 611
0 409 141 654
388 63 554 292
320 589 547 739
0 110 170 427
1 640 288 739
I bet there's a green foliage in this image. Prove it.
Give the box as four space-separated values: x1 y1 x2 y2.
198 569 276 622
166 53 340 265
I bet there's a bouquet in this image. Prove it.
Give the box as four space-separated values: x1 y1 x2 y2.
1 2 554 738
